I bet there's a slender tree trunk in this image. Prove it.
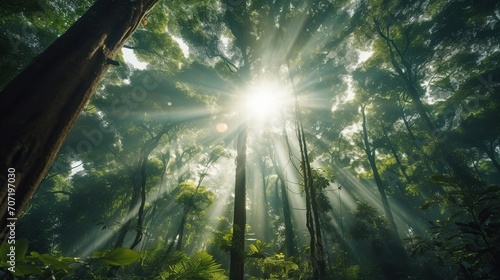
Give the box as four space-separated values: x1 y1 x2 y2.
361 105 411 277
0 0 159 242
257 158 270 243
280 179 298 258
114 127 168 250
381 123 412 185
109 127 167 277
374 20 483 189
361 105 399 237
296 104 326 279
268 147 298 258
399 103 435 174
230 122 247 280
481 143 500 173
165 209 188 254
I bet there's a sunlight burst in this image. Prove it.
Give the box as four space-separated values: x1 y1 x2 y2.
242 80 290 120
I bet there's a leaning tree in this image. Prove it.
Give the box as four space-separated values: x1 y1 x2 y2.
0 0 160 242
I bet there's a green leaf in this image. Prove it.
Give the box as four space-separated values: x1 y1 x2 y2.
420 200 434 210
478 207 492 225
31 252 71 272
99 248 141 266
61 257 83 264
430 174 457 186
0 238 28 263
255 239 262 250
0 242 9 263
15 238 28 261
248 252 267 259
92 249 110 259
249 244 258 253
11 262 44 277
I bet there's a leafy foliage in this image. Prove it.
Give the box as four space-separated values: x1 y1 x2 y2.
0 239 139 279
158 251 226 280
409 184 500 279
3 0 500 279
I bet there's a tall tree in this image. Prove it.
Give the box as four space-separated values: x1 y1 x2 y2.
0 0 160 241
359 104 399 237
230 123 248 280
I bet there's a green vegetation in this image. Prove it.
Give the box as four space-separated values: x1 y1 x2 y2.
1 0 499 279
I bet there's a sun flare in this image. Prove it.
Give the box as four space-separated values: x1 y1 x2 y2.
242 80 290 120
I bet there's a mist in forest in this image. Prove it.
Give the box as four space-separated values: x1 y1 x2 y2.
1 0 499 279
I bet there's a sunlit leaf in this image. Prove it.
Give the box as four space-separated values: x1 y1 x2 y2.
99 248 141 266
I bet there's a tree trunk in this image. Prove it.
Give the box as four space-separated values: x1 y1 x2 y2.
481 143 500 173
399 102 435 174
280 179 298 258
230 122 247 280
380 123 412 185
296 105 326 279
360 105 399 237
114 126 167 250
374 20 483 189
361 105 411 276
0 0 159 242
257 157 270 243
268 147 298 258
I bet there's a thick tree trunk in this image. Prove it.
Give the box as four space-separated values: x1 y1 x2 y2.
230 123 247 280
0 0 159 242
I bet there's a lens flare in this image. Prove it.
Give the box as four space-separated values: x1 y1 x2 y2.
216 123 228 133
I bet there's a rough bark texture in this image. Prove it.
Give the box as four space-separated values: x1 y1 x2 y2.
0 0 159 242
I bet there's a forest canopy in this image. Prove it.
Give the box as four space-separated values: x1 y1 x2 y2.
0 0 499 279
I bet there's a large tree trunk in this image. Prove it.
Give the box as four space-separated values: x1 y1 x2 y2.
0 0 159 242
230 123 247 280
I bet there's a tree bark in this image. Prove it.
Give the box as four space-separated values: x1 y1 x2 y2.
0 0 159 242
230 122 247 280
